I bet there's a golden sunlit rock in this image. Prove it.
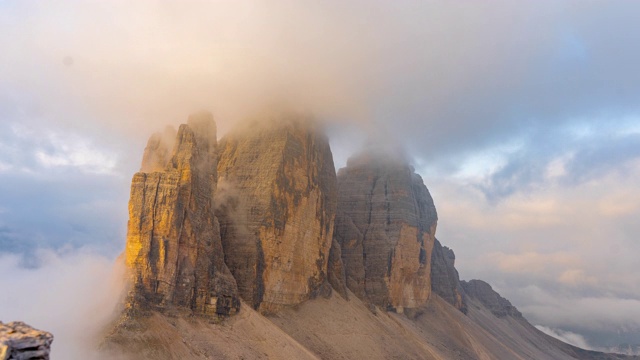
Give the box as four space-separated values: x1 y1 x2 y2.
124 112 240 317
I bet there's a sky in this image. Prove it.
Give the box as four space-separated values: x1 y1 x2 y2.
1 0 640 355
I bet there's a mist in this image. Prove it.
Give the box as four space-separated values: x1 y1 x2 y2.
2 0 640 353
0 249 126 359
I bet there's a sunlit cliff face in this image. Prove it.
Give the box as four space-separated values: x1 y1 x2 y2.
1 0 640 353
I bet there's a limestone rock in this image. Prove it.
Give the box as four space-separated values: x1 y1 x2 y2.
327 238 348 299
334 152 438 312
0 321 53 360
216 113 338 313
461 279 522 318
125 112 240 317
430 238 467 313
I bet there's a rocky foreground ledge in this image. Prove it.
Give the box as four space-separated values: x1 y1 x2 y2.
0 322 53 360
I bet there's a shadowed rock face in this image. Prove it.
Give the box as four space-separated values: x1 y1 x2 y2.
430 238 467 313
326 238 348 299
216 114 338 313
125 112 240 317
462 279 522 318
334 153 438 312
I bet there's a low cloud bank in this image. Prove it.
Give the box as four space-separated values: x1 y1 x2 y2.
535 325 593 350
536 325 640 356
0 248 126 359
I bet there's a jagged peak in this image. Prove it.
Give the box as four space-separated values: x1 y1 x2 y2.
124 111 239 319
140 125 177 172
186 111 217 152
462 279 522 318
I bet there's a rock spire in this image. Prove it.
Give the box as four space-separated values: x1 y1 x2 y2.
124 112 239 317
216 113 338 313
333 152 438 312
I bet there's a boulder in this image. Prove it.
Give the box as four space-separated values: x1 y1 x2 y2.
0 321 53 360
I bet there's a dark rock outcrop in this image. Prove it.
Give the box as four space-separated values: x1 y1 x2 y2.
0 321 53 360
326 238 348 299
462 279 522 318
430 238 467 313
124 112 240 317
334 152 437 312
216 113 338 313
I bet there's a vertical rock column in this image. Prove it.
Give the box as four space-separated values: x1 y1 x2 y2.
216 114 338 313
334 153 438 313
124 112 239 317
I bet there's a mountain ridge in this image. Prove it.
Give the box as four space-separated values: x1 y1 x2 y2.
102 111 638 360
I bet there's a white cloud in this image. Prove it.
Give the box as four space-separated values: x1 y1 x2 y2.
34 133 117 174
523 289 640 333
535 325 593 350
0 249 126 360
4 122 118 175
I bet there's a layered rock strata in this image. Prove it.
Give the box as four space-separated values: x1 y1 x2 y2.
430 238 467 312
0 321 53 360
124 112 240 317
334 152 438 312
216 114 338 313
462 279 522 318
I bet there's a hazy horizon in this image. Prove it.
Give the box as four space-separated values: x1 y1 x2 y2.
1 1 640 356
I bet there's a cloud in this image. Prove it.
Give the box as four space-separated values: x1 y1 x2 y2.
1 0 640 352
521 287 640 334
1 1 638 150
486 251 583 277
535 325 593 350
34 136 116 175
537 324 640 355
0 122 124 176
0 249 126 359
429 152 640 348
0 166 129 254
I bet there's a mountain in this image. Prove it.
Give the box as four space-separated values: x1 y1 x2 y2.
122 112 239 318
215 113 337 314
101 112 639 360
333 152 437 314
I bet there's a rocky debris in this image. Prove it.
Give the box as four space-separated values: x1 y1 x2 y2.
334 152 438 312
216 112 338 313
125 112 240 317
0 321 53 360
430 238 467 313
461 279 522 318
